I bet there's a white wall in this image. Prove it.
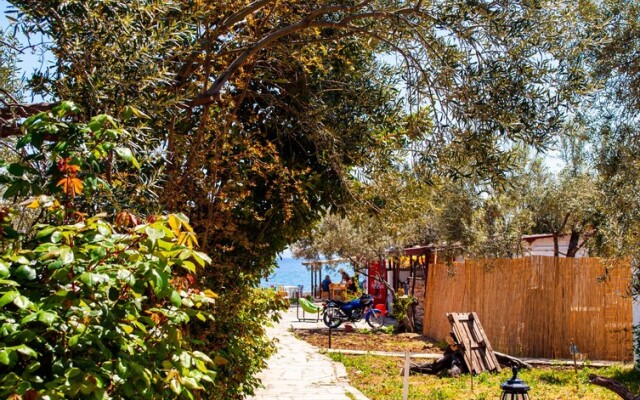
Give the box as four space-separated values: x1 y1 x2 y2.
523 236 589 258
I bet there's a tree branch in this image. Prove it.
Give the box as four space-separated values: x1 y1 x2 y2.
189 2 419 107
0 102 55 120
588 374 640 400
0 102 56 138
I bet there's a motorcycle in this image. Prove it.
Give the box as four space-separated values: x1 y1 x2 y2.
322 293 385 329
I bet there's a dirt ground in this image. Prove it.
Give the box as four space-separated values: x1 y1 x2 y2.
293 329 445 354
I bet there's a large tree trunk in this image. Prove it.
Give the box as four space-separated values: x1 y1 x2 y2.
589 375 640 400
409 350 532 377
407 349 466 377
494 351 532 370
566 230 581 258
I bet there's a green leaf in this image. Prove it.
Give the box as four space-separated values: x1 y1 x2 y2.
169 379 181 395
194 251 212 266
88 114 116 132
16 133 32 149
13 295 31 309
115 147 140 169
53 101 79 116
4 181 25 198
47 261 64 271
179 260 197 274
150 269 169 295
79 272 109 286
68 335 80 347
25 361 41 374
65 367 83 378
21 312 38 323
59 247 75 265
7 163 25 176
179 352 191 368
0 291 18 307
123 105 150 120
145 226 165 243
11 255 30 265
0 350 11 365
38 311 57 326
170 290 182 307
119 324 134 334
192 351 213 364
51 231 63 243
182 377 199 389
0 261 10 279
116 269 136 286
35 226 57 239
175 213 190 223
131 320 147 333
15 345 37 358
15 265 36 281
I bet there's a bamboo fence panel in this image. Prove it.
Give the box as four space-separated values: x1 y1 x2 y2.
423 256 633 361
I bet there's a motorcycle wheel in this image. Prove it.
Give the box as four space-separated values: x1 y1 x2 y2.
366 309 385 329
323 306 343 328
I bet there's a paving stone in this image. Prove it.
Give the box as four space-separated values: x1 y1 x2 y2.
246 306 369 400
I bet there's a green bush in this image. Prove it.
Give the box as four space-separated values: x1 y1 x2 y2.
0 103 223 398
0 213 219 399
204 287 287 398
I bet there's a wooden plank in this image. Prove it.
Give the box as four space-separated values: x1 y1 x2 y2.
448 313 474 373
471 312 501 372
456 313 489 373
447 312 501 374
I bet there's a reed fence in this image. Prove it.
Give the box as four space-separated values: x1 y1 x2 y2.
422 256 633 361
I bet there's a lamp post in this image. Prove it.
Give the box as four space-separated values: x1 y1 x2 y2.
500 366 530 400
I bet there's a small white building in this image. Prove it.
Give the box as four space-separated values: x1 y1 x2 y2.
521 233 589 258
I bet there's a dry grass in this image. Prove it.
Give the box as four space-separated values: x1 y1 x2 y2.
293 328 443 353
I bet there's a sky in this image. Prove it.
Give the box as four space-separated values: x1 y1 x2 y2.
1 0 53 102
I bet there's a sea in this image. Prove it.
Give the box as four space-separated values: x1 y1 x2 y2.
260 257 353 291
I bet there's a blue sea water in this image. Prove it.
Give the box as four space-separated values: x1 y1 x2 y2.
260 257 352 290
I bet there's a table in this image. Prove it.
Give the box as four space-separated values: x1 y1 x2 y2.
329 284 346 300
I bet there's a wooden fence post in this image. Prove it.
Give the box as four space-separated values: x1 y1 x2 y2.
403 352 410 400
633 264 640 369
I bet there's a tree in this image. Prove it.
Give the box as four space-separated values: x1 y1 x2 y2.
1 0 597 396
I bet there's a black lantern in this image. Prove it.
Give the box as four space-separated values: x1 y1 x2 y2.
500 366 530 400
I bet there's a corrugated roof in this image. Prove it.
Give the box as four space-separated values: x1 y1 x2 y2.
521 233 570 243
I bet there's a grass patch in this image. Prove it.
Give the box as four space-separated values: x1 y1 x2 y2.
328 353 640 400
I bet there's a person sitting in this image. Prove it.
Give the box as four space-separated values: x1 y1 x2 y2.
346 275 358 293
339 270 350 285
321 275 331 293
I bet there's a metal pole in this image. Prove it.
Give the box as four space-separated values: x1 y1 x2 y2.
328 327 332 349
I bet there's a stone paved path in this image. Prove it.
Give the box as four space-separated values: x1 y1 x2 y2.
246 306 369 400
